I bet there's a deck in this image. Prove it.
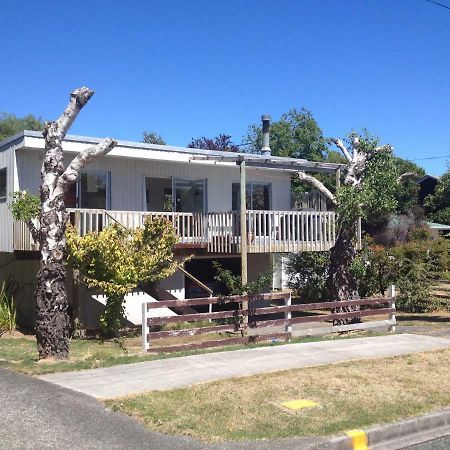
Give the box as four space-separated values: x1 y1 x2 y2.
13 208 338 254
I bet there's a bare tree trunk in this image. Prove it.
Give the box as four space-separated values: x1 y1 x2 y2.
35 88 116 359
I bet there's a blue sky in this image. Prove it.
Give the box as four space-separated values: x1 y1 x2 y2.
1 0 449 175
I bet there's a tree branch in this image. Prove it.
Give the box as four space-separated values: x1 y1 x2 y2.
297 171 336 205
43 87 94 142
397 172 419 183
58 138 117 192
331 138 352 162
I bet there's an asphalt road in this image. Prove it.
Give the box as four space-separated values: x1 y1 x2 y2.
0 367 323 450
0 367 206 450
402 435 450 449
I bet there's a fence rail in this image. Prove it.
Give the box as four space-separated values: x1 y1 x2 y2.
142 289 396 353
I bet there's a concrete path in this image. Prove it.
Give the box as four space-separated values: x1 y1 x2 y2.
39 334 450 399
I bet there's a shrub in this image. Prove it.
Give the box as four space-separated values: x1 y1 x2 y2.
66 217 179 336
0 281 16 336
286 252 329 302
212 261 272 296
389 235 448 312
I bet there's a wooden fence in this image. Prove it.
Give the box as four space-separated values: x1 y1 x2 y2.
142 289 396 353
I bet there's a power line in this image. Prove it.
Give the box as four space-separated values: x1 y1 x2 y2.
409 155 450 161
424 0 450 10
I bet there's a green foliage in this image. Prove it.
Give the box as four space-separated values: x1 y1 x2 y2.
66 217 179 336
142 131 166 145
9 191 40 222
0 282 16 336
336 133 398 230
351 242 397 298
393 157 424 214
425 167 450 225
0 113 44 141
212 261 272 296
245 108 328 161
286 252 329 302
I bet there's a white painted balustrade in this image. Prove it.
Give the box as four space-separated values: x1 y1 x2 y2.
14 209 337 253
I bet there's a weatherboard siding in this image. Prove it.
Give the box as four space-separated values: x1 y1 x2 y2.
0 143 20 252
15 148 292 213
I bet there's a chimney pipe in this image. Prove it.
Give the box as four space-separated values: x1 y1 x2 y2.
261 114 271 156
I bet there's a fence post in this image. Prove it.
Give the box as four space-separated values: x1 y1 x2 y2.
142 302 150 352
285 292 292 339
209 293 213 323
388 284 396 333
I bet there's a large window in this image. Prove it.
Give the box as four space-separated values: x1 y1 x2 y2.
65 171 110 209
232 182 271 210
174 178 207 213
0 168 6 203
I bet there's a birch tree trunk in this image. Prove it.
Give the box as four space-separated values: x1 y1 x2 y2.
35 87 116 359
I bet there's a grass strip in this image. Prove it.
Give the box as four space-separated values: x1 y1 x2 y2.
105 349 450 442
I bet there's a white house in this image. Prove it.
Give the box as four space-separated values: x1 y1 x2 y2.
0 129 343 328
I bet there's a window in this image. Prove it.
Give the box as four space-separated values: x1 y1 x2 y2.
174 178 207 213
64 171 110 209
79 172 109 209
232 182 271 210
0 168 6 203
145 177 173 212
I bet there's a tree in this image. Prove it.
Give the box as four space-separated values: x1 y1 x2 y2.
10 87 116 359
142 131 166 145
393 157 425 214
0 113 44 141
66 217 179 336
245 108 328 161
425 166 450 225
297 133 398 322
187 134 239 152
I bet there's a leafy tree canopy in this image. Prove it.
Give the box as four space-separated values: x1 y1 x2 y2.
425 166 450 225
187 134 239 152
0 113 44 141
142 131 166 145
392 157 425 214
245 108 328 161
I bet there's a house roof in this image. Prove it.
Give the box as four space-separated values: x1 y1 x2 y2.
1 130 345 175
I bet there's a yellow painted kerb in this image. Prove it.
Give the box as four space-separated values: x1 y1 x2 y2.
345 429 369 450
281 399 318 410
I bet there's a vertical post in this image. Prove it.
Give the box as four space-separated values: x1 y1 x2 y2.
142 301 150 352
388 284 396 333
209 293 213 323
285 292 292 339
357 217 362 250
335 168 341 190
239 159 248 334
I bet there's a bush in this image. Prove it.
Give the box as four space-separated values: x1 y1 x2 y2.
212 261 272 296
389 236 447 312
286 252 329 302
0 281 16 336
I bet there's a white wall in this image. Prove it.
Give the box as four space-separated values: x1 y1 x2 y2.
0 142 21 252
16 148 293 213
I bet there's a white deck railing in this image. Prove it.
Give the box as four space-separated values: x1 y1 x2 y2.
13 208 338 254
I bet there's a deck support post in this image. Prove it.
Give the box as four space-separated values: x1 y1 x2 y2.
335 168 341 189
239 160 248 334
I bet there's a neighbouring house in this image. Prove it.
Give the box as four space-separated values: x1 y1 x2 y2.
0 127 344 329
417 175 439 206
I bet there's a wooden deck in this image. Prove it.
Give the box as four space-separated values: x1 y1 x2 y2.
13 208 338 254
